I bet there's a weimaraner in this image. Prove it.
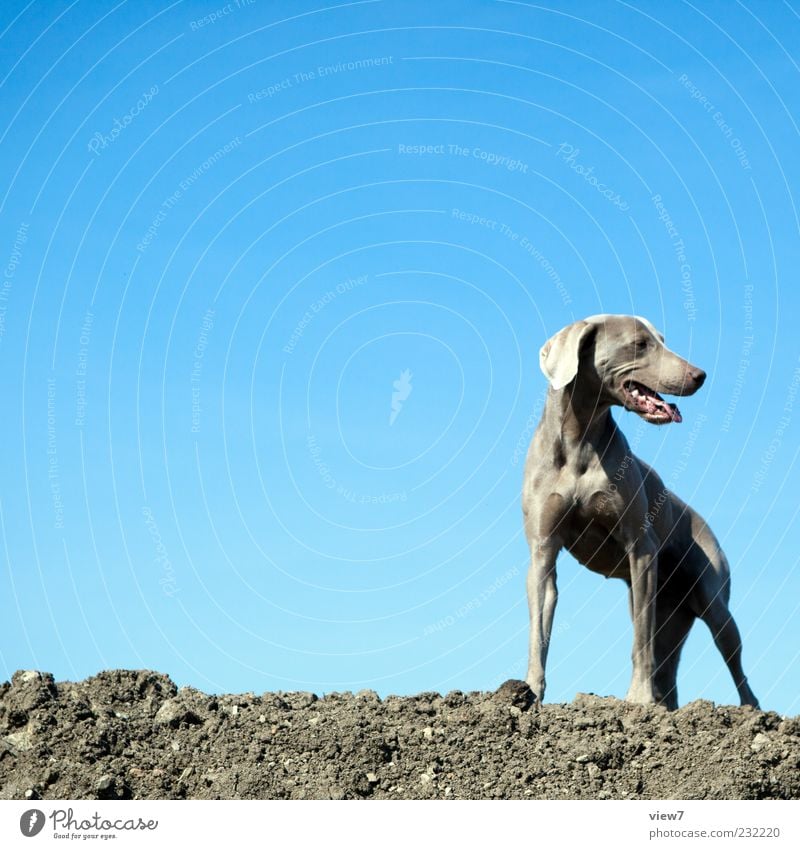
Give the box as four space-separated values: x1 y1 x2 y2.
523 314 759 709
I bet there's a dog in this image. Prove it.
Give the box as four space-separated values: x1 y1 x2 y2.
522 314 759 709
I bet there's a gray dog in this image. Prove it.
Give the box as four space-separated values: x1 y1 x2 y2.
523 314 759 709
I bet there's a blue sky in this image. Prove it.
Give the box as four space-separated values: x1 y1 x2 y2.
1 0 799 714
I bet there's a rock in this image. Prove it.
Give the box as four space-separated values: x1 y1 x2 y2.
356 690 380 703
751 733 770 752
96 774 114 792
289 692 317 708
4 730 35 751
95 774 122 799
154 699 204 728
9 671 57 713
492 679 536 711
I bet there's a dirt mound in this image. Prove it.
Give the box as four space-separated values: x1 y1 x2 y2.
1 671 798 800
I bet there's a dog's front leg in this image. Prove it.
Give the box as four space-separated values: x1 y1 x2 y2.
625 536 659 704
525 537 559 703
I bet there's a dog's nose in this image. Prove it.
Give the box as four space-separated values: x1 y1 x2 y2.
689 367 706 389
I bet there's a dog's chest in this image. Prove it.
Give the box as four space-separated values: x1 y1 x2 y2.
560 496 631 578
555 461 641 577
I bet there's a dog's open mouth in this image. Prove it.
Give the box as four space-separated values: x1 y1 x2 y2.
622 380 683 424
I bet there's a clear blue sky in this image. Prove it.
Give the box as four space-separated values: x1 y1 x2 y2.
0 0 798 715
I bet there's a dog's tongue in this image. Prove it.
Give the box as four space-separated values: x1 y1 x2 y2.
631 383 682 423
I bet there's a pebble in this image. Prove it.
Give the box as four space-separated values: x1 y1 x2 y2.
96 774 114 792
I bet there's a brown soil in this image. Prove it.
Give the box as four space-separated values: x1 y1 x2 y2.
1 671 798 800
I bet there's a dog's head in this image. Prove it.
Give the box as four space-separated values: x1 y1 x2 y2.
539 314 706 425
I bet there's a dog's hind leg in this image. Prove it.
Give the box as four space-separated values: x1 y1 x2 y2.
699 597 759 708
682 530 760 709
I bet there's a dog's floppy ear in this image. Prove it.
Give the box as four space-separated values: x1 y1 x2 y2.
539 320 596 390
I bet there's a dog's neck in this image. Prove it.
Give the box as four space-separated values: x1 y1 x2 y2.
546 380 616 450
